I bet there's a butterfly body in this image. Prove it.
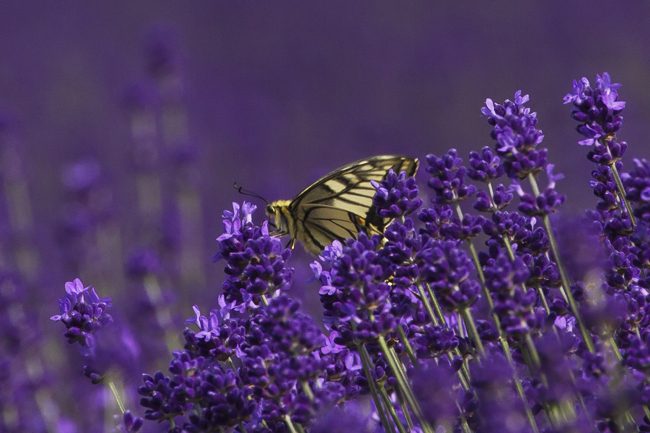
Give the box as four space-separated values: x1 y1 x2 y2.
266 155 419 255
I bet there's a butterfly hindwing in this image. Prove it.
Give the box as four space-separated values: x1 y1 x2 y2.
276 155 418 255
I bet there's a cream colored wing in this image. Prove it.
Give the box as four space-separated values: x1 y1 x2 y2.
286 155 419 254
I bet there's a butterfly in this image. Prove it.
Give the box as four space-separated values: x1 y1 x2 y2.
266 155 419 255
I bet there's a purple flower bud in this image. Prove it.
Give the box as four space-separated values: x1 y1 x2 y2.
482 91 547 179
468 146 505 183
215 202 293 306
420 240 480 311
566 72 627 162
418 204 453 238
371 169 423 218
426 149 477 204
623 158 650 222
117 410 144 432
51 278 113 355
440 214 486 242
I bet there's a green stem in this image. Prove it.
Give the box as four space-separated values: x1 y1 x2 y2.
535 285 551 314
609 161 636 227
424 283 447 327
502 236 516 262
463 214 539 433
379 386 407 433
460 306 485 358
283 415 299 433
377 337 434 433
353 328 394 432
395 386 414 431
524 333 542 373
521 342 557 429
397 324 419 366
542 211 594 352
457 401 473 433
300 379 314 402
411 285 470 387
416 283 439 326
143 275 180 354
528 173 595 353
609 336 623 362
107 379 125 414
423 282 472 383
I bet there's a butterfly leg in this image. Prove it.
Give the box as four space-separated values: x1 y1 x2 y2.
284 238 296 250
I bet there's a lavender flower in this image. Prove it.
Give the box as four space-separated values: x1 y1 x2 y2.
417 204 453 238
51 278 113 355
410 361 459 425
115 410 144 433
425 149 477 204
215 202 293 305
468 146 505 183
481 90 547 180
623 158 650 221
48 72 650 433
474 184 514 213
420 240 480 311
564 72 627 164
310 404 373 433
125 247 162 278
470 351 528 433
371 168 423 218
482 250 543 339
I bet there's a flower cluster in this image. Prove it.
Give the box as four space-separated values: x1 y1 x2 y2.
481 90 547 180
51 278 113 356
51 73 650 433
371 168 423 218
564 72 626 164
214 202 294 305
136 205 351 432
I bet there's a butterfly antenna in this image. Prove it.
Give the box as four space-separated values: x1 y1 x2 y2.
233 182 269 204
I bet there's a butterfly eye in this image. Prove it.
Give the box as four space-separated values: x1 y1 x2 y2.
266 204 275 215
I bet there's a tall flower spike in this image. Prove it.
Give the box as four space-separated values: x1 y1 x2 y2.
515 167 566 217
215 201 293 306
482 90 547 180
623 158 650 222
564 72 627 165
51 278 113 355
371 168 423 218
468 146 505 183
425 149 477 204
420 240 480 311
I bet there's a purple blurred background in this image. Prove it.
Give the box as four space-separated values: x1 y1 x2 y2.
1 2 650 430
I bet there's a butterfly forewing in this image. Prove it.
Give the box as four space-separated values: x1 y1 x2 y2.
278 155 418 255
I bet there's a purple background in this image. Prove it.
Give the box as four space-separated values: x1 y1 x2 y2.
2 2 650 429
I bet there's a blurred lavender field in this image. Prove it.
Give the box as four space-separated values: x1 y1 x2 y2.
2 2 650 431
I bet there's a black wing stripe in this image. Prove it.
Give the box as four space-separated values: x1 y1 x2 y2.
306 221 347 244
281 155 418 254
290 155 416 206
305 183 376 205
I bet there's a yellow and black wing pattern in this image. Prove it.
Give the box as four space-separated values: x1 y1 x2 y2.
266 155 419 255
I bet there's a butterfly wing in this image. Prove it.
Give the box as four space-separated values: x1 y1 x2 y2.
287 155 419 255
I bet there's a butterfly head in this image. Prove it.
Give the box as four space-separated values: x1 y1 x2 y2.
266 200 292 234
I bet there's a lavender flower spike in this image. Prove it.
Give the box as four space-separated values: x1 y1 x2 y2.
426 149 477 204
51 278 113 354
482 90 547 180
371 168 423 218
565 72 627 165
